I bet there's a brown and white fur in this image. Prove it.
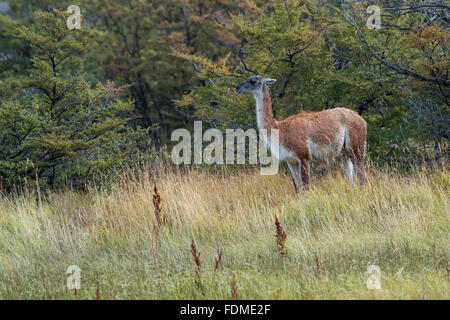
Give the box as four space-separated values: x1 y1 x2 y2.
236 75 367 192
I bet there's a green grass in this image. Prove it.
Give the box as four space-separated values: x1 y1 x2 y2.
0 164 449 299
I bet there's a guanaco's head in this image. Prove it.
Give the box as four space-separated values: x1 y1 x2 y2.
236 76 277 94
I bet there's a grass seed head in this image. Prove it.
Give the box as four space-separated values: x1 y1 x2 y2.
274 215 287 254
153 182 166 228
190 239 202 291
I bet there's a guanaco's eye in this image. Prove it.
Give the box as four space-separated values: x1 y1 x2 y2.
250 80 256 84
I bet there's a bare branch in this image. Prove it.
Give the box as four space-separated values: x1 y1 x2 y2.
239 40 259 76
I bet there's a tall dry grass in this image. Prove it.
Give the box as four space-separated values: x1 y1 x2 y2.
0 162 448 299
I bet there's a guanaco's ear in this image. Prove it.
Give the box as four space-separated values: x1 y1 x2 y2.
263 78 277 85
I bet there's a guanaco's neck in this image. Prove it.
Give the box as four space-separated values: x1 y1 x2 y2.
254 84 277 130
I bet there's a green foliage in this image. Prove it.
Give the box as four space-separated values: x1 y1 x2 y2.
175 0 336 126
0 9 142 189
81 0 241 145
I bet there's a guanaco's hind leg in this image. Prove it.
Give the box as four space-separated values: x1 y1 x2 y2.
347 126 366 186
355 159 366 186
343 157 355 184
353 141 366 186
287 161 301 193
300 158 310 189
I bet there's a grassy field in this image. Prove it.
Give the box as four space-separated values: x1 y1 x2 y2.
0 163 449 299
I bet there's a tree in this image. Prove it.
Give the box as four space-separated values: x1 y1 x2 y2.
82 0 241 147
339 0 449 162
0 9 135 189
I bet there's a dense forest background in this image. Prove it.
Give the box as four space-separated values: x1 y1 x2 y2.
0 0 448 189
